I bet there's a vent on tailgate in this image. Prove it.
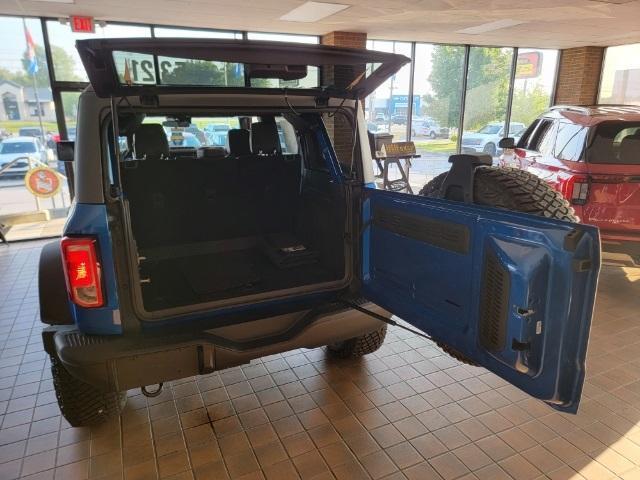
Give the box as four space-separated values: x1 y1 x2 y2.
479 249 510 352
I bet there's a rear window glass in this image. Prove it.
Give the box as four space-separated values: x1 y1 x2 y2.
113 51 318 88
587 121 640 165
115 115 299 158
554 122 587 162
113 52 246 87
0 142 36 154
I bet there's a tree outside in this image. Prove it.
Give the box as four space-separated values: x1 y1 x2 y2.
161 60 245 86
423 46 554 133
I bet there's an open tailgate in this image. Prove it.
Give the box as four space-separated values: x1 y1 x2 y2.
76 38 409 99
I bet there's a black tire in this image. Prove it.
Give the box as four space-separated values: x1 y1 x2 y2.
419 168 576 221
483 143 497 157
429 131 437 139
39 241 74 325
419 167 576 364
328 325 387 359
50 355 126 427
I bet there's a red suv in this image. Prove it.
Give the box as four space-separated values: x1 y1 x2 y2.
503 105 640 265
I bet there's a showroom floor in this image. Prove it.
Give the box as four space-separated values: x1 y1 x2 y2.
1 241 640 480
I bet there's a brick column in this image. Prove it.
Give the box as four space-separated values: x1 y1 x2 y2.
320 31 367 166
554 47 605 105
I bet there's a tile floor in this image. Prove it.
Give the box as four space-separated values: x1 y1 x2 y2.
1 240 640 480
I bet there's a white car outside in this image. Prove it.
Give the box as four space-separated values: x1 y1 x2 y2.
0 136 48 177
412 118 441 138
461 122 526 156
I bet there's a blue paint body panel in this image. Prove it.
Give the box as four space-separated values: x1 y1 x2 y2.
63 203 122 335
362 188 600 412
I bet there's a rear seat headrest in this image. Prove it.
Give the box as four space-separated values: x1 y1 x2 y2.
620 133 640 164
134 124 169 161
228 129 251 156
251 122 280 155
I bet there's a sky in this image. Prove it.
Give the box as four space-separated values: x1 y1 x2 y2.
0 17 44 73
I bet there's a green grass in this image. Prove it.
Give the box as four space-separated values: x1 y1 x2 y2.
0 120 59 134
413 140 456 153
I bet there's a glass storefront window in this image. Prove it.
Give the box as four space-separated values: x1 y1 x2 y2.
247 32 319 88
599 43 640 105
461 47 514 159
365 40 412 143
0 16 69 240
60 91 81 140
247 32 318 44
45 20 152 82
154 27 241 39
411 43 465 182
510 49 558 132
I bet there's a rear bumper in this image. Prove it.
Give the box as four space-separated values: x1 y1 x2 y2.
43 303 388 392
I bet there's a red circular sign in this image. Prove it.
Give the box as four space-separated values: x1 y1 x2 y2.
25 167 61 198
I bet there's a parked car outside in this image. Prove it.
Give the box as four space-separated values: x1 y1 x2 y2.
461 121 526 156
0 136 48 177
18 127 44 138
501 105 640 265
185 124 207 144
374 112 387 123
391 113 407 125
38 38 599 427
412 118 443 139
204 123 230 146
66 127 77 141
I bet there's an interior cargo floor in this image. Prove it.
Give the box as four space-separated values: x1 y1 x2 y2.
139 247 338 311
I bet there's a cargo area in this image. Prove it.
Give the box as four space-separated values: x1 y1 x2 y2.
119 115 349 313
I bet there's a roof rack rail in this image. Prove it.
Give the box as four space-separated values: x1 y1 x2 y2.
549 105 591 114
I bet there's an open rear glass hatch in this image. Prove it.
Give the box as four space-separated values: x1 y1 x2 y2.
75 37 410 98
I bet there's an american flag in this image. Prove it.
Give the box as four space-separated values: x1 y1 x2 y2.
24 24 39 75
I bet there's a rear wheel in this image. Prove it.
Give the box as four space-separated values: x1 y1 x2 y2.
419 167 576 363
50 356 126 427
483 143 497 157
328 325 387 359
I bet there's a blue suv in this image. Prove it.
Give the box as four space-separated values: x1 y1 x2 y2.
39 38 601 426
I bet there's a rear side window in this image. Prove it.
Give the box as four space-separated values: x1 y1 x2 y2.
518 119 556 154
554 122 587 162
587 121 640 165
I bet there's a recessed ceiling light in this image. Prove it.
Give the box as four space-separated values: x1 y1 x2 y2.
31 0 75 3
280 2 350 23
457 19 526 35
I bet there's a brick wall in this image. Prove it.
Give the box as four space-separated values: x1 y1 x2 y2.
554 46 605 105
320 31 367 166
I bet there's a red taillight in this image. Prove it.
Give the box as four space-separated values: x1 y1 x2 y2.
60 237 104 308
558 174 590 205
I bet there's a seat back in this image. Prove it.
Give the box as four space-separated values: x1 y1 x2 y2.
133 124 169 160
228 129 251 157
